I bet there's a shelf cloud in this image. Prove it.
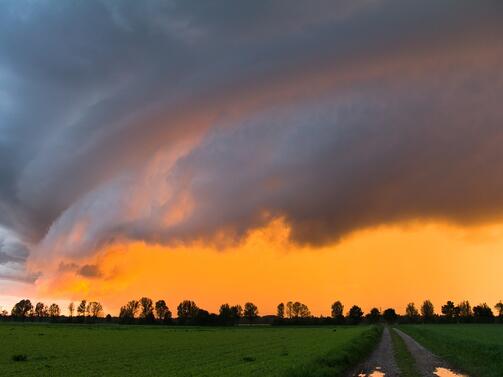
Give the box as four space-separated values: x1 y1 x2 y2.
0 0 502 282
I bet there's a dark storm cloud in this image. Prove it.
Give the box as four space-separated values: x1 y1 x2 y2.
0 1 502 270
78 264 102 278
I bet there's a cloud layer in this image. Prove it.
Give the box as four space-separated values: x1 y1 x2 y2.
1 0 503 280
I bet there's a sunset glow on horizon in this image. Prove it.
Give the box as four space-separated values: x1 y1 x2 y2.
1 0 503 317
2 219 502 316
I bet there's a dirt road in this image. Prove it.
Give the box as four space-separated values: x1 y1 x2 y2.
393 328 467 377
347 327 468 376
347 327 400 377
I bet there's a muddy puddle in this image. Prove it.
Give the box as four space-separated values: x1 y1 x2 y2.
434 367 468 377
357 366 386 376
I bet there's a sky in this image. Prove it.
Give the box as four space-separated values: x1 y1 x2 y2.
1 0 503 316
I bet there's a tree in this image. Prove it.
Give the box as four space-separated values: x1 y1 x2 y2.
367 308 381 323
68 302 75 317
494 301 503 317
195 309 214 325
277 303 285 319
383 308 397 323
219 304 241 324
77 300 87 317
87 302 103 318
473 303 494 322
420 300 434 322
291 302 310 318
35 302 48 318
243 302 259 321
177 300 199 321
348 305 364 324
219 304 233 323
286 301 293 319
155 300 169 320
139 297 154 319
11 299 33 318
231 305 242 319
163 308 173 322
331 301 344 318
441 301 456 320
49 303 60 318
405 303 419 322
457 300 472 319
119 300 139 320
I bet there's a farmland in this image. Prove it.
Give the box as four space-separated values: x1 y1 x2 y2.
398 324 503 377
0 323 379 377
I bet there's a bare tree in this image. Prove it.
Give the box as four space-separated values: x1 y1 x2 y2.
35 302 48 318
119 300 139 320
77 300 87 317
87 302 103 317
457 300 472 318
49 303 60 318
286 301 293 319
68 302 75 317
292 302 310 318
405 302 419 322
139 297 154 319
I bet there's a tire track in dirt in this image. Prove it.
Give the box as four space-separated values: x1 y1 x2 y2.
347 327 400 377
393 328 468 377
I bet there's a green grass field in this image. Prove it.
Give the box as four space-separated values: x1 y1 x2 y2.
399 324 503 377
390 328 420 377
0 323 380 377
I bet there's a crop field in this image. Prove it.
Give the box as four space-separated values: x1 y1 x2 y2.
398 324 503 377
0 323 379 377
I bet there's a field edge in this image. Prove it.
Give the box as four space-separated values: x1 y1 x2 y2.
286 325 383 377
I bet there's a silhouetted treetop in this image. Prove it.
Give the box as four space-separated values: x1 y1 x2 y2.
11 299 33 318
49 303 60 317
348 305 363 324
139 297 154 319
244 302 259 320
277 303 285 319
421 300 434 321
405 303 419 321
331 301 344 318
177 300 199 320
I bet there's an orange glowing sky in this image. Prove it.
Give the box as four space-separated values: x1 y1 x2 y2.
2 219 498 316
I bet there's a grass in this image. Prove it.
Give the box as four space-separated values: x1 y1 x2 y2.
399 324 503 377
287 325 382 377
0 323 379 377
390 328 420 377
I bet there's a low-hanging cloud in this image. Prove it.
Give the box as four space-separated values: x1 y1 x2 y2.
0 0 503 280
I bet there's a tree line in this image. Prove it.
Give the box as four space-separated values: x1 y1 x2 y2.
118 298 259 325
2 298 502 325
